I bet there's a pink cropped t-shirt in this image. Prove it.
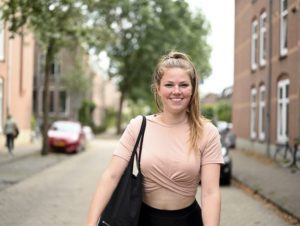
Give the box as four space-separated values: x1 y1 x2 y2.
113 115 224 197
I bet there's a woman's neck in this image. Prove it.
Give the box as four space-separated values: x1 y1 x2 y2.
158 112 188 125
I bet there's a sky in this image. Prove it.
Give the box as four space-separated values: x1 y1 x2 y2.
187 0 235 95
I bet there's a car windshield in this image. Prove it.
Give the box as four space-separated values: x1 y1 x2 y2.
52 122 80 132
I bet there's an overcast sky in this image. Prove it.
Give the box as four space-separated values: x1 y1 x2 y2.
187 0 235 95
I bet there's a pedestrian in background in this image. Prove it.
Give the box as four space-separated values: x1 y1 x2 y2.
3 114 19 154
85 51 224 226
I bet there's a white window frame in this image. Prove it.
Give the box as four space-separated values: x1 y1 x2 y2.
259 12 267 66
251 20 258 70
250 88 257 139
258 85 266 141
277 79 289 143
280 0 288 57
0 12 5 61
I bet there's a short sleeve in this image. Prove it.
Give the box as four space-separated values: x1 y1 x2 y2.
201 123 224 166
113 115 143 161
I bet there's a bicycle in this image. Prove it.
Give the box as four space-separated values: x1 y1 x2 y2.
274 141 300 170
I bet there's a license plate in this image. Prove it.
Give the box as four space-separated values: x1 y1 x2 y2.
54 141 65 147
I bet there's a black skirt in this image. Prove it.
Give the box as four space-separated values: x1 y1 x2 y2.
138 200 203 226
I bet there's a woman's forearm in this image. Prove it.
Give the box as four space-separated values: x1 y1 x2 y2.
84 170 121 226
201 189 221 226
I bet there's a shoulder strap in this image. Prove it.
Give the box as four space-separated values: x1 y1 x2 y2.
132 116 146 172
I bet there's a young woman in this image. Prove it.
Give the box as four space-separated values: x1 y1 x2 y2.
85 51 224 226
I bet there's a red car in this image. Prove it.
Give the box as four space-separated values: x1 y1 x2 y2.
48 121 86 153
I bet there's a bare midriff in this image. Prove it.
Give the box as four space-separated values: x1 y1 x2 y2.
143 187 196 210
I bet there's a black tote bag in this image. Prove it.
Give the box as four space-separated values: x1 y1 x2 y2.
98 116 146 226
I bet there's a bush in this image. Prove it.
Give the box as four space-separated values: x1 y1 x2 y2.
78 100 96 127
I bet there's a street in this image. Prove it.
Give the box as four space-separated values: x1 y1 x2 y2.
0 138 293 226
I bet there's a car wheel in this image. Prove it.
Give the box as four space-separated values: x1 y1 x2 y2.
221 175 231 186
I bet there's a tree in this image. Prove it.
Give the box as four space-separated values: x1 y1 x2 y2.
60 48 91 120
0 0 110 154
92 0 212 133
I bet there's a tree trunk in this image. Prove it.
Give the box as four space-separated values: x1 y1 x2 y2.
116 92 125 134
41 41 54 155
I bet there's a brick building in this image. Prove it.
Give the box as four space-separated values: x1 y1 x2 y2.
0 14 35 146
233 0 300 155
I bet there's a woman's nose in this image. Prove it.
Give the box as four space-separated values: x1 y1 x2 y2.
173 85 181 93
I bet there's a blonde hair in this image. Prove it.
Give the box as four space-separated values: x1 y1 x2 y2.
152 51 205 152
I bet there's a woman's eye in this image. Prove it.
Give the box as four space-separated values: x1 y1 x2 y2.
165 84 173 87
180 84 189 88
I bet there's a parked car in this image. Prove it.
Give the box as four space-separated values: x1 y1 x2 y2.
220 144 232 185
48 121 86 153
83 126 94 141
217 121 236 149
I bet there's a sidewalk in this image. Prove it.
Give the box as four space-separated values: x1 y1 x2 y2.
0 140 41 165
231 149 300 221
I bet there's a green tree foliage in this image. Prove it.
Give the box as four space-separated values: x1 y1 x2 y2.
0 0 109 154
201 106 215 121
78 100 96 127
91 0 212 133
216 102 232 122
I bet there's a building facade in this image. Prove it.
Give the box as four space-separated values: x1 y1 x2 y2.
233 0 300 155
33 46 120 128
0 15 35 146
33 46 90 122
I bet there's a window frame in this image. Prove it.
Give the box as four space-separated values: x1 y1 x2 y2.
250 88 257 139
277 79 289 143
258 85 266 141
58 89 70 115
39 88 56 115
280 0 288 57
259 11 267 66
251 19 258 71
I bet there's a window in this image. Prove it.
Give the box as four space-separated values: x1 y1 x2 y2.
0 12 4 61
41 89 55 114
32 90 38 114
259 12 267 66
38 53 45 76
251 20 258 70
49 90 55 113
59 90 68 114
250 88 257 139
0 78 3 132
280 0 288 56
258 85 266 140
277 79 289 143
50 61 61 79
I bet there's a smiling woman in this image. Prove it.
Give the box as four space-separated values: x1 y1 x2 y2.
85 51 223 226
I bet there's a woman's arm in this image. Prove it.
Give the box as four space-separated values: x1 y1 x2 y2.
84 156 128 226
200 163 221 226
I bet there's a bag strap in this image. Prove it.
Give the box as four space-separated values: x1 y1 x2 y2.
132 115 146 172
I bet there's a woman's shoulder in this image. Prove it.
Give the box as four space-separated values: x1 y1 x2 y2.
126 115 150 130
201 119 219 135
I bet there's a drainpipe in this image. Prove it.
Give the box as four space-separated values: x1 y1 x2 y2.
266 0 273 157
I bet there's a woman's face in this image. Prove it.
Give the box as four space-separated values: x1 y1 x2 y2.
157 67 193 115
